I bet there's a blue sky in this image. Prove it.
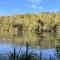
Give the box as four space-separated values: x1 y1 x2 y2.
0 0 60 15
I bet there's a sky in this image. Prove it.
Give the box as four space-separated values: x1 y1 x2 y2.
0 0 60 16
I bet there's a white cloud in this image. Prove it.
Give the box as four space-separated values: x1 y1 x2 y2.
12 9 18 12
30 0 39 2
29 0 42 3
0 2 8 5
29 0 42 9
45 0 48 1
31 4 36 9
30 4 43 10
39 6 43 10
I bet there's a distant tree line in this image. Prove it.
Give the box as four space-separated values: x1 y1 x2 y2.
0 12 60 33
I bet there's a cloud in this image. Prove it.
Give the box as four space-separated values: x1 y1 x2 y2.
11 9 18 13
30 4 43 10
29 0 39 2
0 2 8 5
39 6 43 10
29 0 42 3
45 0 48 1
31 4 36 9
28 0 42 9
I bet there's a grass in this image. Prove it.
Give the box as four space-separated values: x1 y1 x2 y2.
9 43 40 60
9 43 60 60
9 46 19 60
56 45 60 58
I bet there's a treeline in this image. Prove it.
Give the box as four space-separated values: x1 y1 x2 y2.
0 12 60 33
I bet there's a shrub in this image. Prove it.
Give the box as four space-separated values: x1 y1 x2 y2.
9 43 40 60
56 45 60 58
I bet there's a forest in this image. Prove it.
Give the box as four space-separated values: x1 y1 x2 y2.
0 12 60 34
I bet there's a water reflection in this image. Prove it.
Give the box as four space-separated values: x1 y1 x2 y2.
36 32 58 48
0 31 60 48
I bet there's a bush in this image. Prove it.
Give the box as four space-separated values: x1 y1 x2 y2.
9 46 19 60
9 43 40 60
56 45 60 58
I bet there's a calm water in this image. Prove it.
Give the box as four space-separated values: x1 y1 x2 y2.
0 31 60 48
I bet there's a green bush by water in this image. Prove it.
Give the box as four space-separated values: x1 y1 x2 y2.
56 45 60 58
9 43 40 60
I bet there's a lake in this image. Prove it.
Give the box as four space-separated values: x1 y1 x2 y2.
0 31 60 48
0 31 60 60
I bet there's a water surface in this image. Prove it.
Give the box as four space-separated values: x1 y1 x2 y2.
0 31 59 48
